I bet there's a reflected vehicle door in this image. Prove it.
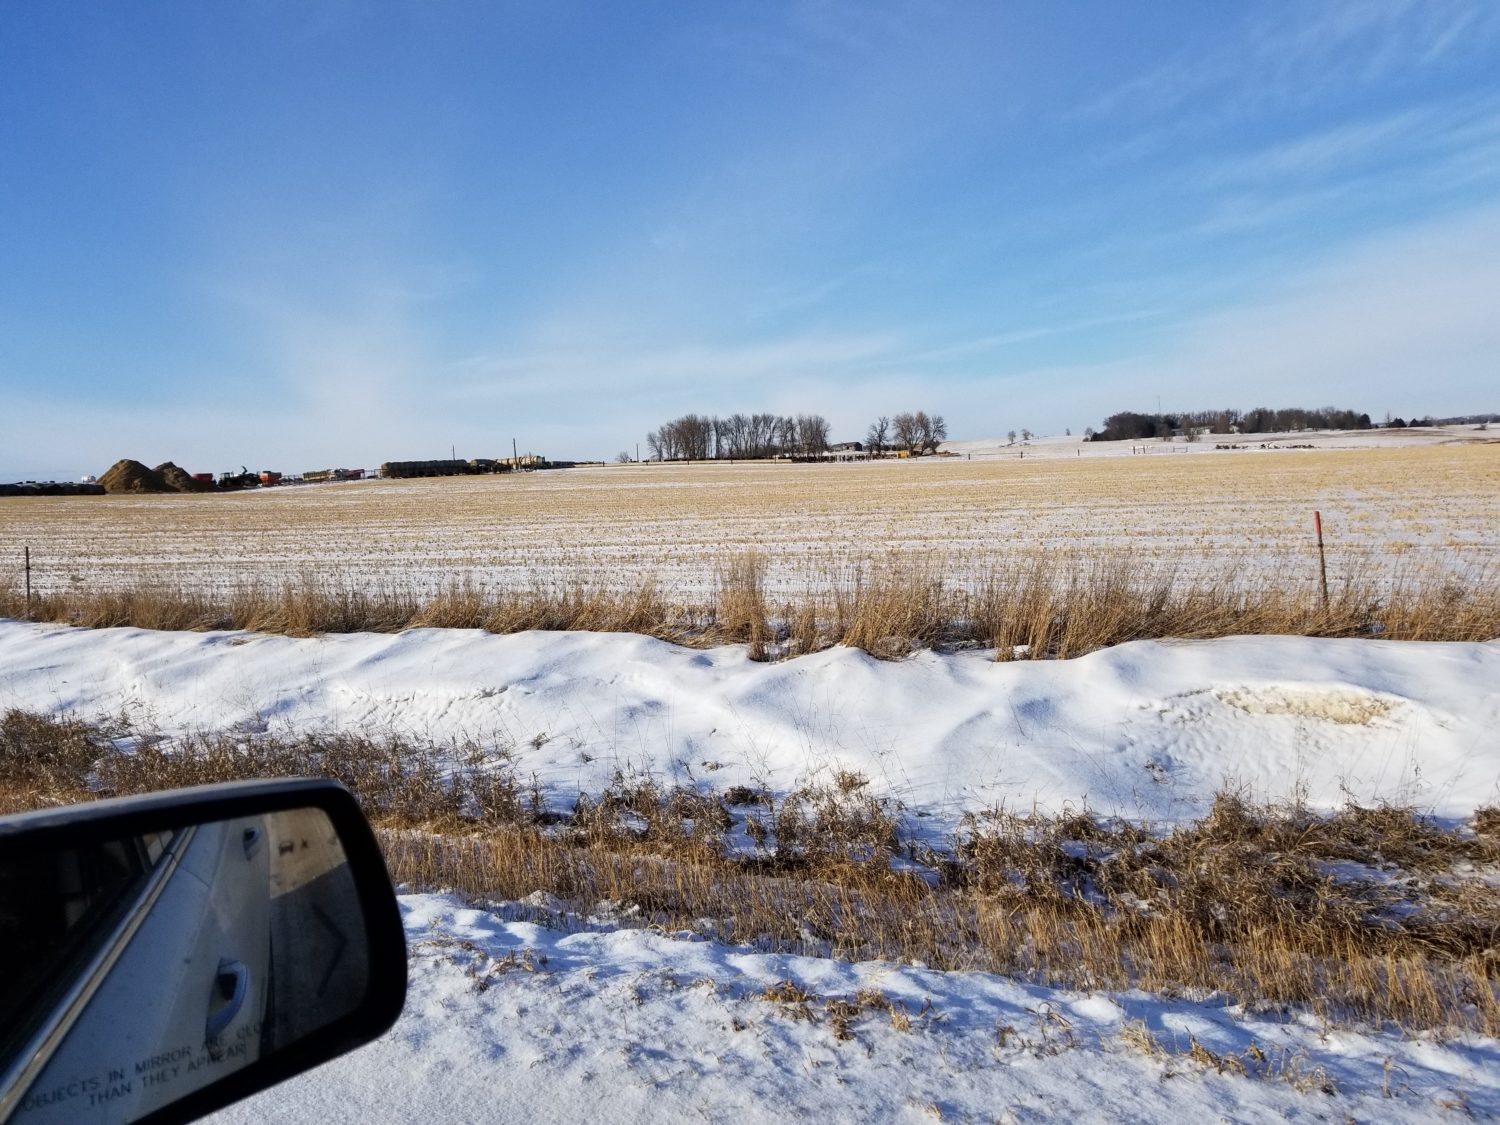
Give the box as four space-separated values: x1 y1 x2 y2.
0 780 406 1125
10 818 272 1124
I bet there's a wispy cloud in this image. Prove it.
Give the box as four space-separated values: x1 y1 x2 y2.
1193 95 1500 187
1079 1 1500 123
1194 111 1429 188
450 331 904 401
887 311 1167 366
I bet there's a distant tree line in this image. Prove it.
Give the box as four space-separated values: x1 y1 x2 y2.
645 413 832 460
1088 406 1373 442
1431 412 1499 425
866 411 947 454
642 408 949 461
1384 414 1493 428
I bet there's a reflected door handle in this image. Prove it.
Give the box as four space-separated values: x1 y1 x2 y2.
243 827 263 860
206 958 249 1041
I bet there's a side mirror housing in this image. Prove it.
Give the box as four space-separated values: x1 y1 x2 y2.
0 779 407 1124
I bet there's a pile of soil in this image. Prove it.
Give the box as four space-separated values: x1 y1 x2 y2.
155 462 209 492
98 459 171 494
98 459 208 494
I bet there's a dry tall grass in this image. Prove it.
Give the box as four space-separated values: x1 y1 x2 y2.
2 551 1495 658
6 708 1499 1034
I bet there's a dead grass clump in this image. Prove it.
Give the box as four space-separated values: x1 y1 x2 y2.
831 554 954 657
1474 807 1500 839
723 785 772 807
230 577 419 636
0 709 110 810
471 578 682 638
1119 1022 1340 1093
715 552 772 659
93 728 470 825
954 807 1081 903
756 984 902 1040
573 773 731 855
1320 801 1477 868
29 584 232 632
771 772 901 869
758 979 816 1018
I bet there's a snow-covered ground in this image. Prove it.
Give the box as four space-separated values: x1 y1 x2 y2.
4 619 1499 1119
204 890 1500 1123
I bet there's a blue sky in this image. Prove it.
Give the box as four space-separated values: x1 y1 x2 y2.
3 1 1498 478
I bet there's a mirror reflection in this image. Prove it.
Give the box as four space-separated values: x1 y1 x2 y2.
1 808 370 1124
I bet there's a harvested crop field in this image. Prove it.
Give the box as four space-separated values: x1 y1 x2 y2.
4 443 1496 600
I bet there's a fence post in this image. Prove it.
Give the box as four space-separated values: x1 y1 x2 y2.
24 545 31 618
1314 512 1328 608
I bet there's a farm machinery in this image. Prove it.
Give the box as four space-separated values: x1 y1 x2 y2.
218 467 264 490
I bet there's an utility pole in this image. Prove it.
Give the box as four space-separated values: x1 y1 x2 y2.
512 437 518 471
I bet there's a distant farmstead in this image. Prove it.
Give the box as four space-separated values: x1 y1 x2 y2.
377 454 551 479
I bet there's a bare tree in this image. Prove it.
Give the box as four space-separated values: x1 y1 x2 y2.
794 414 831 456
925 414 948 452
913 410 931 450
775 415 797 455
1021 428 1032 442
1007 430 1017 445
615 451 633 463
866 416 890 456
892 412 918 452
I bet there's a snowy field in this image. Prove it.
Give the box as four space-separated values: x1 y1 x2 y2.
2 430 1496 600
3 619 1500 1119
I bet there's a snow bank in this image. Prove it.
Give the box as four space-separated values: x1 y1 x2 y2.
2 621 1496 828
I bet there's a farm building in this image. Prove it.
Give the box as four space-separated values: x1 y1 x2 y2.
825 442 869 461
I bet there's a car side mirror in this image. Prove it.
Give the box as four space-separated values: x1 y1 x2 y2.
0 780 407 1124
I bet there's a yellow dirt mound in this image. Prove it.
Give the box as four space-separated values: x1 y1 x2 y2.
98 459 169 494
154 462 208 492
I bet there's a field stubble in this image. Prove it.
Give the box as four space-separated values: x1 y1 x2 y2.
1 446 1497 655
